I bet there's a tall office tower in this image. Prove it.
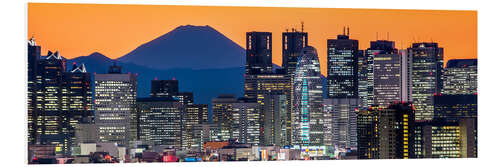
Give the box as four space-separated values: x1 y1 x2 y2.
282 27 308 76
366 40 399 107
378 102 415 159
211 94 238 141
243 73 292 144
136 97 183 148
433 94 477 122
443 59 477 95
150 80 179 98
27 37 41 145
262 94 289 146
182 104 209 149
174 92 194 105
408 42 444 121
95 63 137 147
459 118 477 158
231 98 260 145
323 98 359 151
415 119 476 158
192 124 223 149
62 63 93 150
356 106 382 159
371 41 401 107
32 51 69 155
357 52 369 109
292 46 323 146
327 27 360 98
399 50 412 102
414 121 462 158
246 32 273 75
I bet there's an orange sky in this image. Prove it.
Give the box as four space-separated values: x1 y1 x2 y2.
28 3 477 75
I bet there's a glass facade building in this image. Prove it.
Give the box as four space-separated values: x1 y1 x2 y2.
292 46 323 146
246 32 273 75
94 64 137 147
408 43 444 121
323 98 359 151
443 59 477 95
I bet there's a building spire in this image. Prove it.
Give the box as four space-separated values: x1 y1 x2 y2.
347 26 350 36
301 21 304 32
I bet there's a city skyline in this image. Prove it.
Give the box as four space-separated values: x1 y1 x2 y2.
28 3 477 76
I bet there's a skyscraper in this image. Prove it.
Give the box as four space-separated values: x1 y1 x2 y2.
174 92 194 106
282 27 308 76
356 106 382 159
378 102 415 159
231 98 260 145
94 63 137 147
136 97 183 148
292 46 323 146
443 59 477 95
408 42 444 121
246 32 272 75
211 94 238 141
262 94 289 147
150 79 179 98
414 121 462 158
27 37 41 145
327 27 360 98
371 41 401 107
323 98 359 151
182 104 209 149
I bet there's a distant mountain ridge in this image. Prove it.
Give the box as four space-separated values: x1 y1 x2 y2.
117 25 245 70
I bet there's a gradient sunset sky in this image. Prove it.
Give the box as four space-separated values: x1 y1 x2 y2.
28 3 477 75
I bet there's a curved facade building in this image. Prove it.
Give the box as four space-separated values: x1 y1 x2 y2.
292 46 324 146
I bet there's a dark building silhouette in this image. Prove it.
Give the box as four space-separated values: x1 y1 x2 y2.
28 37 41 145
150 80 179 98
379 102 415 159
174 92 194 106
246 32 273 75
282 27 308 76
433 94 477 122
357 107 382 159
408 42 444 121
327 27 361 98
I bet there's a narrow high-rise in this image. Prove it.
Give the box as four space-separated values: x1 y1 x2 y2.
408 43 444 121
371 40 401 107
292 46 323 146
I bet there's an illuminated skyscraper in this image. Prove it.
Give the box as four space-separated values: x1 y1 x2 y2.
136 97 183 148
246 32 272 75
327 27 361 98
408 42 444 121
182 104 209 149
211 94 238 141
292 46 323 146
282 27 308 76
356 106 382 159
28 37 41 145
231 98 260 145
443 59 477 95
262 94 289 146
174 92 194 106
415 121 461 158
94 63 137 147
378 102 415 159
371 41 401 107
323 98 359 150
433 94 477 123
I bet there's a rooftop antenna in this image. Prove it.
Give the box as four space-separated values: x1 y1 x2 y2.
376 32 378 40
286 28 288 32
301 21 304 32
347 26 350 36
387 32 389 40
343 26 346 35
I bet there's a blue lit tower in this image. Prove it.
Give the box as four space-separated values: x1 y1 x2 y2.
292 46 323 146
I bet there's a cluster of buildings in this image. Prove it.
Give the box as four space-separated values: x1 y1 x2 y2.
26 24 477 164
